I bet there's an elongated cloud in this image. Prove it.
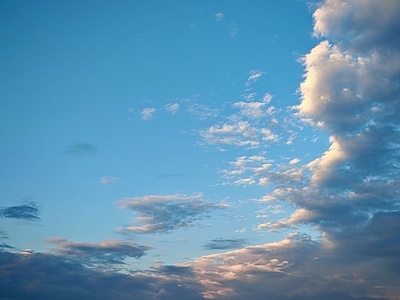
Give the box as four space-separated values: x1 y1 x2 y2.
117 194 228 234
203 238 248 250
63 141 97 156
45 239 152 267
0 201 40 221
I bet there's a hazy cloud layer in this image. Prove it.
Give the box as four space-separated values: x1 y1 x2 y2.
117 194 228 234
0 201 40 221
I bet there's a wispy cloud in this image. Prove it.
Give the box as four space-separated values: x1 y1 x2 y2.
63 141 97 156
188 103 219 120
165 103 179 115
233 93 273 119
0 201 40 221
203 238 248 250
215 12 223 21
245 70 266 87
140 107 156 120
200 120 261 148
100 175 117 186
45 238 152 268
117 194 229 234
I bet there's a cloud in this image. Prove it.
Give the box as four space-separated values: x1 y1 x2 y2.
203 238 248 250
117 194 229 234
0 201 40 221
188 103 219 120
215 12 223 21
221 155 305 187
245 70 266 87
247 2 400 298
232 93 273 119
63 141 97 156
198 90 288 150
0 242 15 250
165 103 179 115
200 120 261 148
141 107 156 120
1 2 400 299
0 250 205 300
313 0 400 52
100 175 117 186
1 225 399 300
45 239 152 268
181 229 400 299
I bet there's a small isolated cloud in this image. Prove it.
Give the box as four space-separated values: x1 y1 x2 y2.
117 194 228 234
140 108 156 120
0 201 40 221
204 238 248 250
215 12 223 21
246 70 266 86
230 22 238 37
64 141 97 156
46 239 152 268
100 175 117 186
165 103 179 115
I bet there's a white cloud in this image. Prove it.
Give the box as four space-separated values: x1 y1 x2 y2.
289 158 300 165
200 120 260 148
245 70 266 86
215 12 223 21
140 107 156 120
165 103 179 115
232 94 273 120
100 175 117 186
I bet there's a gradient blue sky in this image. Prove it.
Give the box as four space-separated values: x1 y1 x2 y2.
1 1 400 299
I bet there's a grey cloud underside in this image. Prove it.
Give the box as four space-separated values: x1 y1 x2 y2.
1 220 398 300
0 251 205 300
63 141 97 155
46 239 152 267
203 238 248 250
0 202 40 220
118 194 228 234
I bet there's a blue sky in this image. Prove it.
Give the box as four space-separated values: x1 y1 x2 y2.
1 0 400 299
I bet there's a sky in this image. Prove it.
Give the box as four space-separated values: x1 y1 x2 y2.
1 0 400 299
